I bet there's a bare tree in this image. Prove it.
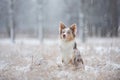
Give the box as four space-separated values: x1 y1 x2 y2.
8 0 15 43
36 0 44 42
109 0 118 37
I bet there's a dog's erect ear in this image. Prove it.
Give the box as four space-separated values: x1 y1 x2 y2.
70 24 77 34
59 22 66 34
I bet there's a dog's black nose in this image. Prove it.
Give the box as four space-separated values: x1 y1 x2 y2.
77 59 80 62
63 34 66 38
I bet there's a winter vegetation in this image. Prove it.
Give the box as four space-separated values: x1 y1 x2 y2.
0 0 120 80
0 38 120 80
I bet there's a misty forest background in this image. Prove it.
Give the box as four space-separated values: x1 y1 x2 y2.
0 0 120 80
0 0 120 42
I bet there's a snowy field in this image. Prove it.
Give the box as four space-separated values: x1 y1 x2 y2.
0 38 120 80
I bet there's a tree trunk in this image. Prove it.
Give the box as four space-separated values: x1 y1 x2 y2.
9 0 15 43
109 0 118 37
37 0 44 42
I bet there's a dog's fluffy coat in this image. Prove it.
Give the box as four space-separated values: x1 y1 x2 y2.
59 22 76 64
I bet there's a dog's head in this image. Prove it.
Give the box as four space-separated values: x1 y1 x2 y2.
59 22 77 41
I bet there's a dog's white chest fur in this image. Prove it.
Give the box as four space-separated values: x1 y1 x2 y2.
59 40 75 63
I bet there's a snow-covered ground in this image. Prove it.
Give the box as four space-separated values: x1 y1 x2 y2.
0 38 120 80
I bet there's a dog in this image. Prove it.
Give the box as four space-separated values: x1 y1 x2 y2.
59 22 84 69
59 22 80 64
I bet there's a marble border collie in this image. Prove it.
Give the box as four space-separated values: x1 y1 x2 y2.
59 22 84 67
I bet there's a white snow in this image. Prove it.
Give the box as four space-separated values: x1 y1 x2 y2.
15 64 31 72
0 61 8 70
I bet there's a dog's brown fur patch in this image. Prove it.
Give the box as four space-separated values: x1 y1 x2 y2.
59 22 66 34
